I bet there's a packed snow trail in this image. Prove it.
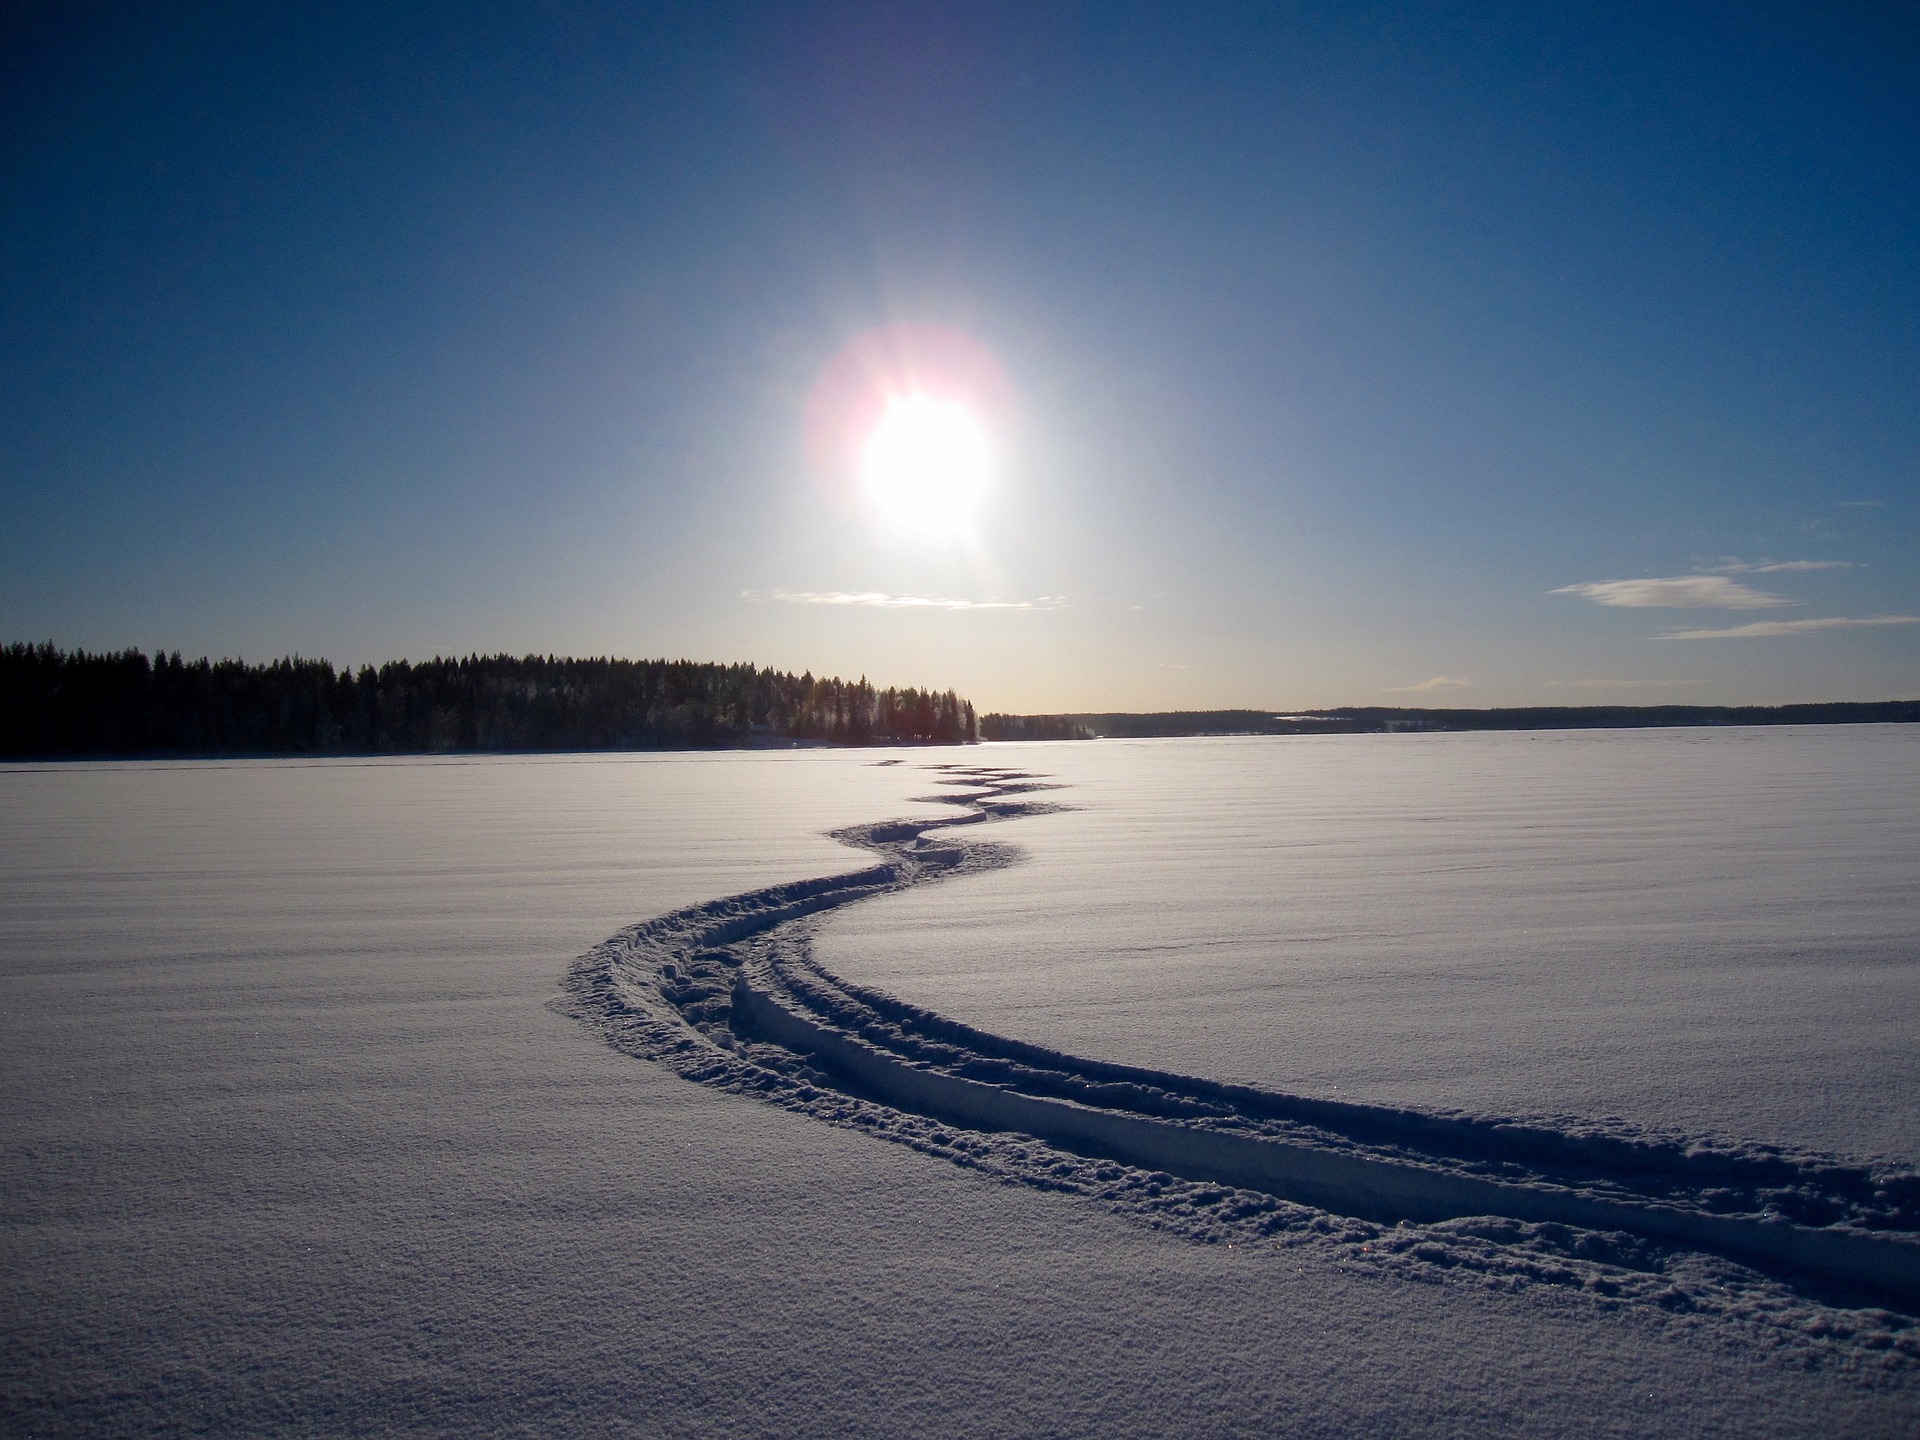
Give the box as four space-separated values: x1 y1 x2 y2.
561 764 1920 1346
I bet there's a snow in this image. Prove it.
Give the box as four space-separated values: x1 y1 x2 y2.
821 727 1920 1163
4 740 1917 1436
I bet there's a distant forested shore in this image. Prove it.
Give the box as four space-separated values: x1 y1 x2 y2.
10 643 1910 759
0 644 977 756
980 703 1920 741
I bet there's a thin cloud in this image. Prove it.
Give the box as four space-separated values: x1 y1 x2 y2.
1704 558 1851 574
1542 678 1707 690
746 589 1064 611
1550 576 1789 609
1385 676 1470 692
1657 615 1920 640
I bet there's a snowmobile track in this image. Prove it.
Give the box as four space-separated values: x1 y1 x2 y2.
561 763 1920 1334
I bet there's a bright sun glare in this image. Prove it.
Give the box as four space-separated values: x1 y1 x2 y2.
859 392 990 535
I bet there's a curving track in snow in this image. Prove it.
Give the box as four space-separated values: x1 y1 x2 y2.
561 764 1920 1341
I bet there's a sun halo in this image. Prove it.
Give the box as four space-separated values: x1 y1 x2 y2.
858 391 992 536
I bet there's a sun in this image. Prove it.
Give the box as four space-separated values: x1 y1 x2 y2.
858 391 991 535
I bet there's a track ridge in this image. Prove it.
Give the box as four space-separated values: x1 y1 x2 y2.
560 763 1920 1365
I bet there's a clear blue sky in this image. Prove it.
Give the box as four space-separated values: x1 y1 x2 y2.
3 2 1915 709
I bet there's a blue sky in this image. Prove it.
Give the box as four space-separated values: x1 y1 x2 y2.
3 2 1915 709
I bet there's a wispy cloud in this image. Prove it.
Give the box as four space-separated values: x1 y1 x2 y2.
1657 615 1920 640
746 589 1064 611
1550 576 1789 609
1542 678 1707 690
1385 675 1470 692
1703 558 1851 574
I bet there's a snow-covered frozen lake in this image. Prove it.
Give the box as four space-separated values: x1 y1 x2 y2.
825 726 1920 1163
4 733 1917 1436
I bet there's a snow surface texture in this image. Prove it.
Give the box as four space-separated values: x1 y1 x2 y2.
825 728 1920 1162
564 761 1920 1349
5 743 1918 1436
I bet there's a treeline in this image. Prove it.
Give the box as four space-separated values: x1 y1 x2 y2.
1276 703 1920 734
0 644 977 756
981 703 1920 741
979 713 1095 741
